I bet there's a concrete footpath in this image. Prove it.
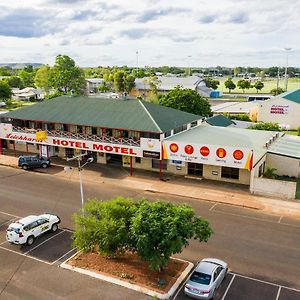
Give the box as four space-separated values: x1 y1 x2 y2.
1 153 300 218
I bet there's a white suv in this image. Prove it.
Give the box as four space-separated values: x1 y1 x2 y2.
6 214 61 246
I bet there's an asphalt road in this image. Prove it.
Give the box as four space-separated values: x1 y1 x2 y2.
0 165 300 300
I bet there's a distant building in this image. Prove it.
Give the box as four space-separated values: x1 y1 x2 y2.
12 87 44 101
132 75 213 98
86 78 104 93
211 101 262 122
257 89 300 129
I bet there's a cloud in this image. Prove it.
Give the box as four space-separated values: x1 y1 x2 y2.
227 12 249 24
198 15 215 24
0 10 54 38
71 10 98 21
120 28 150 39
137 7 189 23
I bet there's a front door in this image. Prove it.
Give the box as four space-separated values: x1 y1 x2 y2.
188 163 203 176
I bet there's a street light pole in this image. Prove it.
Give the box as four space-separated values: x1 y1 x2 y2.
65 152 93 213
284 47 292 91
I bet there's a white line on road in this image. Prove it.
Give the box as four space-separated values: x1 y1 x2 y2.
24 230 65 255
0 210 19 218
0 245 52 265
221 274 236 300
213 209 300 228
278 216 283 223
51 248 76 265
0 240 8 245
229 272 300 293
0 217 18 228
209 203 218 211
275 286 282 300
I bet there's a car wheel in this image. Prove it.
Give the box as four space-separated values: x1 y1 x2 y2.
51 223 58 232
22 164 29 170
26 235 35 246
41 163 48 168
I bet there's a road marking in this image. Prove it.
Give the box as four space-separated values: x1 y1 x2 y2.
0 217 18 228
51 248 76 265
0 245 52 265
61 228 74 233
0 240 8 245
278 216 283 223
213 209 300 228
209 203 218 211
171 265 194 300
275 286 282 300
24 230 65 255
221 274 236 300
0 210 19 218
229 272 300 293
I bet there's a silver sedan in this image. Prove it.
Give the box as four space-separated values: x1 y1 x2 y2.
184 258 228 299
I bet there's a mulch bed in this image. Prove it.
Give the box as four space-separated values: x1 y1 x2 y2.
67 251 188 293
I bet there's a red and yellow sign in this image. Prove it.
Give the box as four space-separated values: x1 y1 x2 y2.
163 141 253 170
216 148 226 158
184 144 194 155
233 149 244 161
200 146 210 157
170 143 179 153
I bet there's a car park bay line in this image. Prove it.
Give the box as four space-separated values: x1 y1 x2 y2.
0 217 18 228
0 210 20 218
229 272 300 294
221 274 236 300
51 247 77 265
275 286 282 300
23 230 65 255
0 245 52 265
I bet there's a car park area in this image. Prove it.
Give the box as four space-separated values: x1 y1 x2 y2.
0 211 76 266
176 273 300 300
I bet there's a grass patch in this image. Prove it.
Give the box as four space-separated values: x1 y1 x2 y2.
218 77 300 94
283 130 299 136
296 179 300 200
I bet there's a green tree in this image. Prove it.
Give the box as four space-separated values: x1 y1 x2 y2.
73 197 138 255
248 122 280 131
224 77 236 93
124 74 135 93
49 55 86 94
148 75 161 95
159 86 211 116
7 76 23 88
298 126 300 136
34 65 51 94
113 70 125 92
270 87 285 96
204 77 220 90
98 83 109 93
130 200 213 271
254 81 264 93
18 69 35 87
0 81 12 99
237 79 251 93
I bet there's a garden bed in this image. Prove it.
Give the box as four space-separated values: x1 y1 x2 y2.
66 251 189 294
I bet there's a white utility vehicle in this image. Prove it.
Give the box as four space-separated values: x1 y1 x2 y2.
6 214 60 246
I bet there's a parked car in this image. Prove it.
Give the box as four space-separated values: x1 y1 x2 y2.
18 155 50 170
6 214 61 246
0 101 6 107
184 258 228 299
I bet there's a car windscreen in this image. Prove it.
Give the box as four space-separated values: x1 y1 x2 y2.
190 271 211 285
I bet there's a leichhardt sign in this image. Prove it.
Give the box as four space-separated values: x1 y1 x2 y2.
163 140 253 170
0 123 162 158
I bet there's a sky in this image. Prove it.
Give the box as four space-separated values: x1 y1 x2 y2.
0 0 300 68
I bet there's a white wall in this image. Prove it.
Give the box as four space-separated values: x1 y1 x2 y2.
257 98 300 129
251 177 296 199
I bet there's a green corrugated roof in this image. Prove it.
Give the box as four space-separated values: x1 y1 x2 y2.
268 135 300 159
1 96 200 133
206 115 233 127
279 89 300 104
